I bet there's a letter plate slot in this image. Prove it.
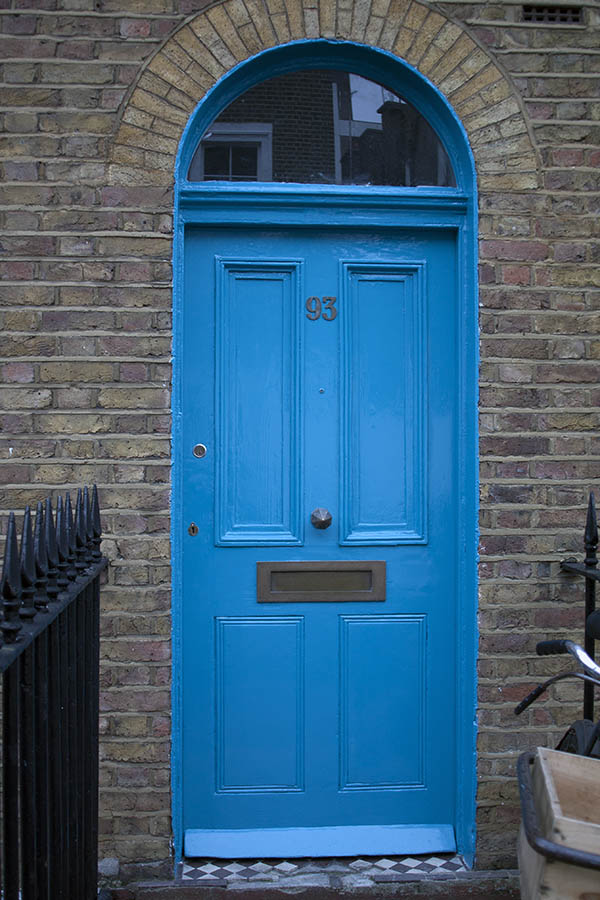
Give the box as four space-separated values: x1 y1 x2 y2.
257 561 386 603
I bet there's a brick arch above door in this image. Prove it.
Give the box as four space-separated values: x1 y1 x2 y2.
108 0 540 192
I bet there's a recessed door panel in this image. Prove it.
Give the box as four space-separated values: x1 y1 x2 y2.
182 225 459 856
215 616 304 792
341 263 426 544
340 615 426 790
215 259 302 545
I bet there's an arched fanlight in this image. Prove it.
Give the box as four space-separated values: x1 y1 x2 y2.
187 68 456 188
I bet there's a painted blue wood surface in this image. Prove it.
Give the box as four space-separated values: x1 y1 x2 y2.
215 617 304 792
341 263 426 544
181 225 459 853
215 259 302 545
172 40 479 866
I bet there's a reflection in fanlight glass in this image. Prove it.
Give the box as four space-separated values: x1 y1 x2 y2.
188 70 456 187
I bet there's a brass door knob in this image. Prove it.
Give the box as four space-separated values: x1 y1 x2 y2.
311 508 332 529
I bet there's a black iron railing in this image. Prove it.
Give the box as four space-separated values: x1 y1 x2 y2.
561 491 599 721
0 486 107 900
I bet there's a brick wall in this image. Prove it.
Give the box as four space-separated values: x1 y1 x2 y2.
0 0 599 880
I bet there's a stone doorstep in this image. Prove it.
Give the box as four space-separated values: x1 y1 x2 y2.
109 869 520 900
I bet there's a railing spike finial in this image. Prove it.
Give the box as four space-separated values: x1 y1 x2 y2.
34 500 49 612
91 484 102 562
45 496 60 603
56 495 70 593
19 505 37 621
65 491 77 581
1 512 23 644
74 487 88 576
584 492 598 568
83 484 93 563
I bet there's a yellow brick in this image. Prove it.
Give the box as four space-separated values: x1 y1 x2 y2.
185 59 216 94
364 13 384 44
164 85 197 115
1 388 52 410
107 164 171 188
465 97 521 132
439 67 474 98
378 17 399 52
144 149 175 173
449 65 500 106
319 0 336 36
270 12 291 40
118 124 178 156
112 144 145 167
433 20 464 52
161 39 192 73
285 0 305 39
265 0 285 15
207 5 250 61
378 0 407 50
98 388 168 410
137 72 171 100
225 0 252 28
402 0 428 32
189 15 221 49
191 44 226 82
148 55 208 99
498 116 528 139
238 21 263 54
478 173 539 191
350 0 371 42
429 33 473 83
244 0 278 47
303 4 319 37
456 93 485 119
506 151 538 171
337 5 352 37
188 16 238 71
392 25 415 59
418 42 444 77
460 48 491 78
122 107 154 131
480 79 513 107
40 362 114 383
475 133 534 159
100 438 170 460
171 24 201 56
370 0 390 17
406 10 445 66
207 36 238 70
151 116 184 142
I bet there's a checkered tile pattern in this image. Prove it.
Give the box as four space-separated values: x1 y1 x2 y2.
181 854 466 882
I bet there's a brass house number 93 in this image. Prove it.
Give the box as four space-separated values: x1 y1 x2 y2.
305 296 337 321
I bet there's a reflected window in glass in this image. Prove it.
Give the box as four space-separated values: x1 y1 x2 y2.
187 70 456 187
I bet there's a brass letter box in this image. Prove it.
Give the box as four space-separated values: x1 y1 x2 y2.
257 561 386 603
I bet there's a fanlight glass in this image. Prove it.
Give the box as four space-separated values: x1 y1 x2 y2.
187 69 456 187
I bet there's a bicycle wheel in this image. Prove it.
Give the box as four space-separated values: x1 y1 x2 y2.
556 719 598 755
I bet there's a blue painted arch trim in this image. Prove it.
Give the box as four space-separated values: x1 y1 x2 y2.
175 39 476 195
172 38 478 871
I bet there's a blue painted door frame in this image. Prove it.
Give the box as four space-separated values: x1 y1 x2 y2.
172 40 478 866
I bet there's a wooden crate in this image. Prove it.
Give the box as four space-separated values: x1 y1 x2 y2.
518 747 600 900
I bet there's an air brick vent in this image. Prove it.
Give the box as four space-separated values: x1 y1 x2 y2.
522 5 582 23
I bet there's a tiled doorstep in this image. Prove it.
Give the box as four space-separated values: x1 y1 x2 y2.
180 854 467 887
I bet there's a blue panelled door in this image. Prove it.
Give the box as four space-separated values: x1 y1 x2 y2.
182 225 459 857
